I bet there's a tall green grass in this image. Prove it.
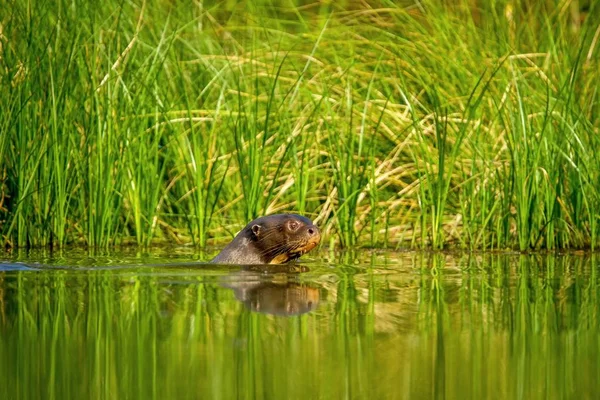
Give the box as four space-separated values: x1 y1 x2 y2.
0 0 599 249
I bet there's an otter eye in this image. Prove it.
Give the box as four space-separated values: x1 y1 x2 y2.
288 221 299 230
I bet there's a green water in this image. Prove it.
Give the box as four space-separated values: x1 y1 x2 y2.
0 249 598 399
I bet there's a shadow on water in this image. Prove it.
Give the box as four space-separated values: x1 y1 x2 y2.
0 249 599 399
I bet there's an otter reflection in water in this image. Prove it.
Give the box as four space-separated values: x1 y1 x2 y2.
222 265 320 317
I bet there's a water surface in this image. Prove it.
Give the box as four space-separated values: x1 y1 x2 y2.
0 249 598 399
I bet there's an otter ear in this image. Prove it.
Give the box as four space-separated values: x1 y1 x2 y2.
251 224 261 237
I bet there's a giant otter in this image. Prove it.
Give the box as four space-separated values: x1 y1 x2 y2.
211 214 320 265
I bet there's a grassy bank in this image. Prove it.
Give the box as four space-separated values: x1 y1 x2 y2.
1 0 599 249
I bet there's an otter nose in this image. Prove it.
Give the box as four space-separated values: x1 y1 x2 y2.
307 225 320 237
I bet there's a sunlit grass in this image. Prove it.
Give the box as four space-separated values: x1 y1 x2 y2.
1 0 599 249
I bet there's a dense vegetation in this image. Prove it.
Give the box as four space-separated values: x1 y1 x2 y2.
0 0 598 249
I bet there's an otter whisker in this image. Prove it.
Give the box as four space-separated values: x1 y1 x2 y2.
258 243 293 257
251 229 285 243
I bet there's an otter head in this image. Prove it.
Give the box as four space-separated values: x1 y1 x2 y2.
248 214 321 264
211 214 320 265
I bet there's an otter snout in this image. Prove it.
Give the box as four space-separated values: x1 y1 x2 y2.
303 224 321 249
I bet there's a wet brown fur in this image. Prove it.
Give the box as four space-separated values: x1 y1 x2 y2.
210 214 320 265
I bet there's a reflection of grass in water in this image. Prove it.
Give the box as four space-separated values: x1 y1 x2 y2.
1 2 600 252
0 252 599 398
